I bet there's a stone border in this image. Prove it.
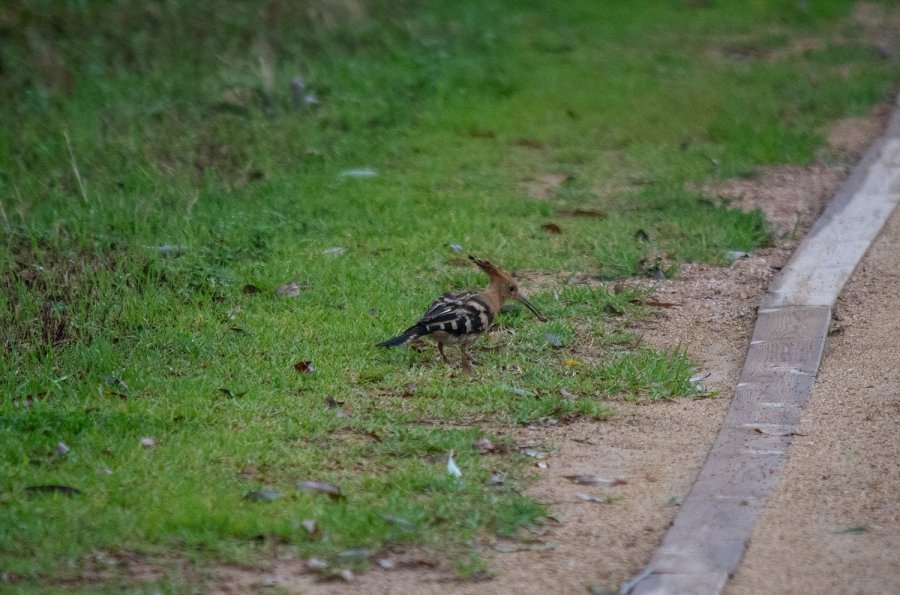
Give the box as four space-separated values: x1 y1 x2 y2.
623 97 900 595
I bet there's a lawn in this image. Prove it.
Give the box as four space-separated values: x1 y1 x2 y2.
1 0 897 589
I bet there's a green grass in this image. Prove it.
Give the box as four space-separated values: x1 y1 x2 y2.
1 0 898 588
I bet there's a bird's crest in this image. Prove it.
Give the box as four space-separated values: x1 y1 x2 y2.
468 255 512 283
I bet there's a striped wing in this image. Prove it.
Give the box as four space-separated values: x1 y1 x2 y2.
418 290 494 336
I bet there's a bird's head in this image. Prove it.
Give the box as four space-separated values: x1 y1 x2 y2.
469 255 546 321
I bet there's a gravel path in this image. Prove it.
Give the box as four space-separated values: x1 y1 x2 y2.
729 195 900 594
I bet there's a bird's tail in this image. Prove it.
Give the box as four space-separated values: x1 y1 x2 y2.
376 327 421 348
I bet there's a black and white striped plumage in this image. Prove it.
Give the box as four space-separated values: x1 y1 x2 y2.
377 290 494 348
377 256 544 369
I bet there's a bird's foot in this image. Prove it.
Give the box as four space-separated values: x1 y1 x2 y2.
437 343 451 364
460 359 475 376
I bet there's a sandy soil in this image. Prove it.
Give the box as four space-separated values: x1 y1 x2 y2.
197 101 899 595
728 186 900 595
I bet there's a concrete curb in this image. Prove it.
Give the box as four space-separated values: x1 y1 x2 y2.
622 96 900 595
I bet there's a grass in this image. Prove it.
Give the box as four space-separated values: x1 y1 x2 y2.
1 0 898 589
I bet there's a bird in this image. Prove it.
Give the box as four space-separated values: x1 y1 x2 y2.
377 255 545 370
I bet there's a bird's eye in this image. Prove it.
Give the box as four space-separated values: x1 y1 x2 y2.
508 284 517 293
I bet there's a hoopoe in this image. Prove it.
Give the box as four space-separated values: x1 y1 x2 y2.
377 256 545 369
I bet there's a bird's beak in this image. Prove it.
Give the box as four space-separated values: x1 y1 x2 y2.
516 295 546 322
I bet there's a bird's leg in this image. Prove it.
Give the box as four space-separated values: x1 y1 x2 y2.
437 342 450 364
459 344 475 375
460 344 480 367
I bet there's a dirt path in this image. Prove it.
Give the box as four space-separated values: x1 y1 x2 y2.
728 189 900 595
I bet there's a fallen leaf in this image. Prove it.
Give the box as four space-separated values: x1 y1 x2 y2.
473 438 495 453
140 437 157 449
324 395 344 408
497 383 533 397
24 485 81 496
637 257 669 280
528 541 559 551
559 208 606 219
544 333 563 347
295 480 344 501
301 519 318 535
337 548 371 563
245 489 284 502
604 303 625 316
340 168 377 178
492 540 557 553
101 375 128 391
218 387 246 398
644 299 680 308
13 392 48 408
322 246 346 256
486 473 505 487
491 543 520 553
294 361 315 373
381 514 416 530
447 451 462 478
541 223 562 234
157 243 185 256
575 493 608 503
563 474 626 487
562 358 582 367
242 284 261 294
276 282 301 297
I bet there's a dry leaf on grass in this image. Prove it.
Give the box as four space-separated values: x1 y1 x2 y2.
294 480 344 501
294 361 314 373
275 282 301 297
541 223 562 234
244 489 283 502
